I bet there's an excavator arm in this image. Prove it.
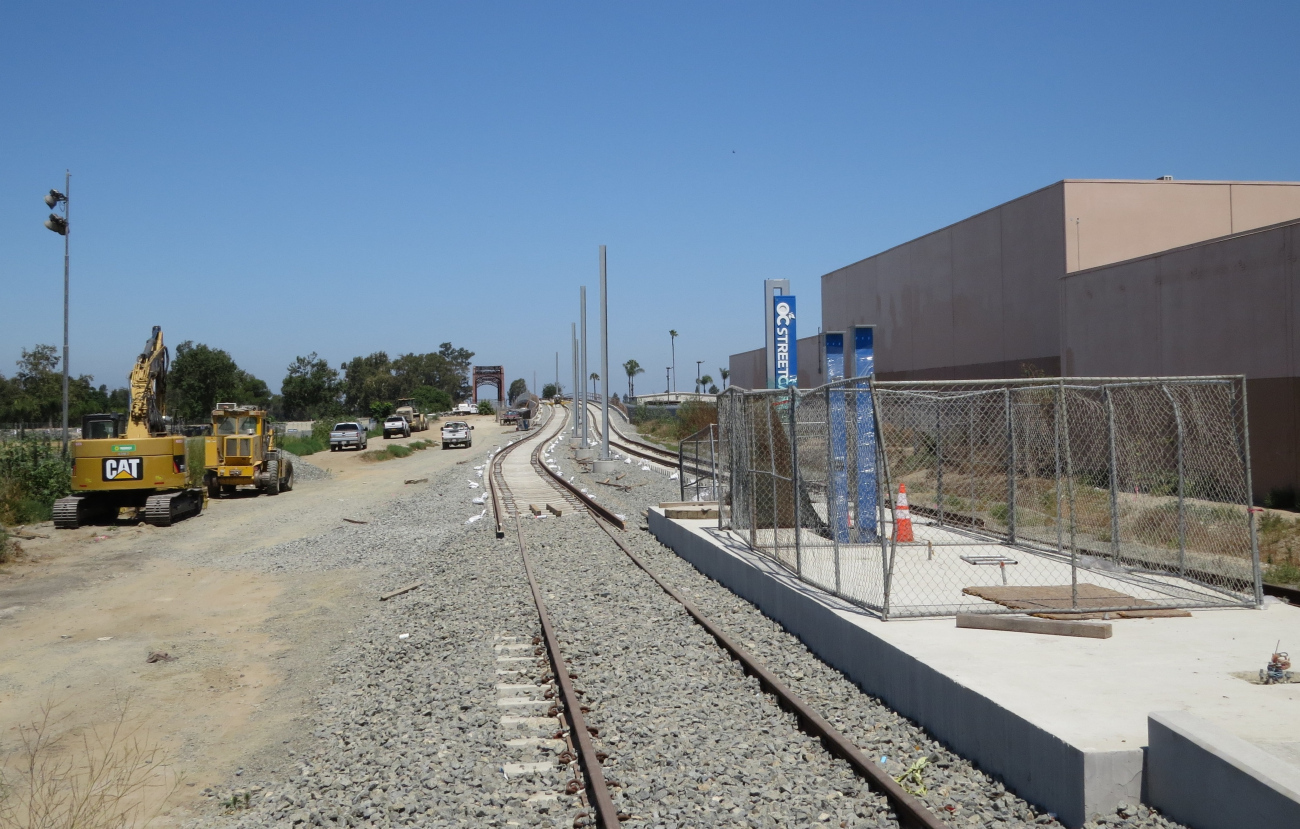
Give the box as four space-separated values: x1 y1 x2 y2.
127 326 169 438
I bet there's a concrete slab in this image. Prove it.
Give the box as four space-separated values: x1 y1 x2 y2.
648 510 1300 828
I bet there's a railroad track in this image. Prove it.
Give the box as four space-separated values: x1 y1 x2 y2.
487 404 948 829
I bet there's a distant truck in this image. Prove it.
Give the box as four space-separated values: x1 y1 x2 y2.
451 402 476 416
383 415 412 439
329 422 369 451
395 398 428 432
441 420 473 449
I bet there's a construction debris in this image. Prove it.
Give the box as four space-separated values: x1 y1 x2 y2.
380 582 424 602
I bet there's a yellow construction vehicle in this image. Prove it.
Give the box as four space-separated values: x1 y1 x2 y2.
203 404 293 497
395 398 428 432
54 326 205 529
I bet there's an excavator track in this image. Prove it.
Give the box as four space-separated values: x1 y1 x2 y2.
53 496 85 530
144 490 202 527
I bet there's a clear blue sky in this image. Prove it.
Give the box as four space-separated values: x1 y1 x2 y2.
2 2 1297 398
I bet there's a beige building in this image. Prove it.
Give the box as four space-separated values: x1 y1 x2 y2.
728 179 1300 498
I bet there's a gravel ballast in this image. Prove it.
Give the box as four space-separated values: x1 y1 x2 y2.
196 409 1187 829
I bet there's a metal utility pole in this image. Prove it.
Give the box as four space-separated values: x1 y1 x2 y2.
571 324 579 439
42 172 71 456
599 246 610 461
580 287 589 449
555 351 559 397
666 367 671 393
696 360 704 393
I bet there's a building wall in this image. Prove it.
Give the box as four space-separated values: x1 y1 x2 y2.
1061 218 1300 498
818 179 1300 381
797 335 824 388
822 182 1066 379
1063 180 1300 272
728 347 766 391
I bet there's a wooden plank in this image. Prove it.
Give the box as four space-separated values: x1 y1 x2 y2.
529 504 542 515
380 581 424 602
663 507 719 520
658 501 719 509
956 613 1112 639
546 504 565 517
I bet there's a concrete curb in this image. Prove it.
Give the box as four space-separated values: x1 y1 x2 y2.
1147 710 1300 829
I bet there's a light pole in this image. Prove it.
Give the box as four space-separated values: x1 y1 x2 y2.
696 360 704 394
669 330 678 394
666 367 671 394
43 173 70 457
599 246 611 463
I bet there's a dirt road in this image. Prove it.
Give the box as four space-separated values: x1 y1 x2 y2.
0 414 505 824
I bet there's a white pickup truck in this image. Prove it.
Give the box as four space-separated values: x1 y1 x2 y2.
329 422 368 451
441 420 473 449
451 402 477 415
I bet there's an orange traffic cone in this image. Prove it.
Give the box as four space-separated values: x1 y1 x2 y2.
894 483 914 542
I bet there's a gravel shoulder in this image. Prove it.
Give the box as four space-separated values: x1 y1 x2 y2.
0 414 509 826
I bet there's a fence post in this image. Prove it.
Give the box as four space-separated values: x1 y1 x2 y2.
681 441 691 498
1059 380 1079 609
1232 378 1263 606
1005 387 1017 544
826 387 842 595
1105 386 1121 563
871 377 895 620
935 401 944 526
1161 385 1187 576
789 386 802 578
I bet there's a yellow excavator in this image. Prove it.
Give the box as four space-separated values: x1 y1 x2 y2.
53 326 205 529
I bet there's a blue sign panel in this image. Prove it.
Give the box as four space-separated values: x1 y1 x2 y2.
853 326 878 542
773 296 798 389
825 333 850 543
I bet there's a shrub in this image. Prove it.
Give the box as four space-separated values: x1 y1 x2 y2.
477 400 494 416
0 439 71 525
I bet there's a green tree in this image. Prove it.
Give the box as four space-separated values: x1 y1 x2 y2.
508 378 528 403
0 345 128 425
541 382 558 399
589 372 600 398
719 367 730 390
623 359 644 398
370 401 395 420
477 400 494 416
169 341 269 423
281 353 341 420
699 374 713 395
339 342 475 416
412 385 452 413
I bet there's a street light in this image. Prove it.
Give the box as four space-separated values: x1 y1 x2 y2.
43 173 70 457
696 360 704 393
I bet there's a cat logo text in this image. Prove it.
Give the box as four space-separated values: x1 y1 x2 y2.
102 457 144 481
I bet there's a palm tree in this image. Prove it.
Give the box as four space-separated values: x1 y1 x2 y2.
699 374 713 395
668 330 678 393
719 367 729 391
623 359 644 398
589 372 600 399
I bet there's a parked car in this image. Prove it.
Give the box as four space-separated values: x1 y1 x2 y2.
329 422 368 451
441 420 473 449
383 415 411 439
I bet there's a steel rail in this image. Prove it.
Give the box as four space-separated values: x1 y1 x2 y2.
585 515 949 829
512 514 622 829
581 403 715 482
488 404 562 538
533 415 627 530
1264 580 1300 604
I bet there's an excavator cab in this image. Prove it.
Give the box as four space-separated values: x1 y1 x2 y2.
81 413 126 440
204 404 293 497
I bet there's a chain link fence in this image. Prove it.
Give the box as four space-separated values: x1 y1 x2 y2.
710 377 1261 619
678 425 722 502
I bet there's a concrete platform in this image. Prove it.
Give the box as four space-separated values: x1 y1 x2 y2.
648 510 1300 828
